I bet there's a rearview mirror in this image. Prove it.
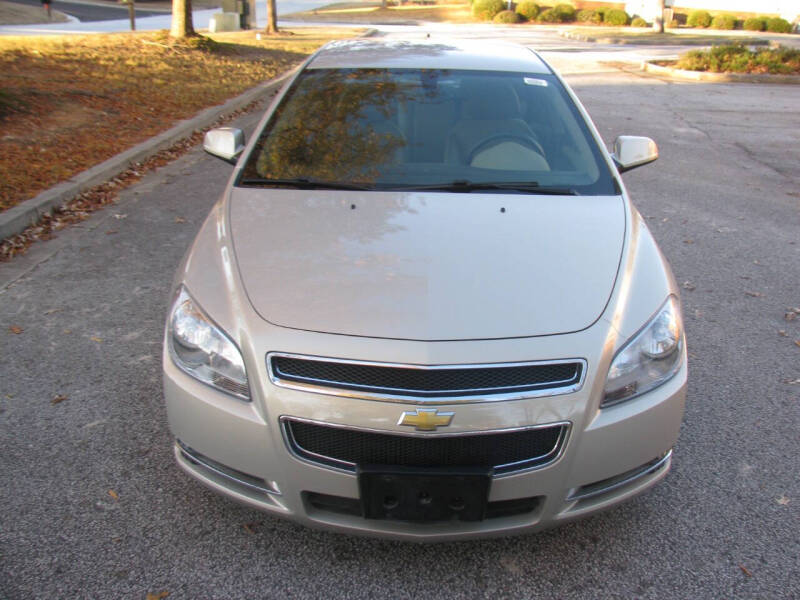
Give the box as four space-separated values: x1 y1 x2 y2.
612 136 658 173
203 127 245 164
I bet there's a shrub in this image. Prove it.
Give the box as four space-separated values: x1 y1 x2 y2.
710 14 736 30
686 10 712 28
538 3 575 23
494 9 522 23
631 16 647 27
766 17 792 33
515 1 539 21
554 3 576 21
604 8 630 26
472 0 504 21
537 8 558 22
577 8 603 23
743 17 766 31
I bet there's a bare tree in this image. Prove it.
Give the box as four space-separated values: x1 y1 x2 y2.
171 0 196 38
265 0 278 33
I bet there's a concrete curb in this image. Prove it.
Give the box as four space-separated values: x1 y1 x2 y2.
0 70 295 242
642 60 800 83
559 29 770 46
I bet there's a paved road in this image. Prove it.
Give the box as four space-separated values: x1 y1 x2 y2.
1 30 799 599
0 0 335 31
6 0 162 21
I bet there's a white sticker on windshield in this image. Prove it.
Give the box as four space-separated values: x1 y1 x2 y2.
524 77 548 87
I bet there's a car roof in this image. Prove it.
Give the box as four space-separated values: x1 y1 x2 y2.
306 39 552 74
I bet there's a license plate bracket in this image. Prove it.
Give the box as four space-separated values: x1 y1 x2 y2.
358 465 492 522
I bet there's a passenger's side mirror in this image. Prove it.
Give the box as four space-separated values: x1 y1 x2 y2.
612 136 658 173
203 127 245 164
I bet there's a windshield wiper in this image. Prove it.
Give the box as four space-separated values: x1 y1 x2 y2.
239 177 374 191
389 181 578 195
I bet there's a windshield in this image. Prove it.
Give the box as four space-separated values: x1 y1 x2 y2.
239 68 616 195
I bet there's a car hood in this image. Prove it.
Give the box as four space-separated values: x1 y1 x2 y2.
229 189 625 341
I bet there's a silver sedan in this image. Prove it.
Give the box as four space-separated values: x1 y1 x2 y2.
163 39 686 541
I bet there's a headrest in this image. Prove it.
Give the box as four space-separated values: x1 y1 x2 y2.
460 81 521 120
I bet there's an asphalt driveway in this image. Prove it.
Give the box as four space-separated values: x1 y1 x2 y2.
1 39 799 599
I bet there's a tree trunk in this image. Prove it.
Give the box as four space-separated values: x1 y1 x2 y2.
655 0 666 33
265 0 278 33
171 0 196 38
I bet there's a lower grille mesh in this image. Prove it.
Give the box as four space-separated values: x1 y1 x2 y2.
285 419 566 474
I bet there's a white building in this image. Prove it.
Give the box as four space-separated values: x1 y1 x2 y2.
624 0 799 22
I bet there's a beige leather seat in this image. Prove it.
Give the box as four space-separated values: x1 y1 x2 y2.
445 82 549 171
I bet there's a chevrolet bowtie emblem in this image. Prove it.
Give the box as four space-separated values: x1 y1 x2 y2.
398 408 454 431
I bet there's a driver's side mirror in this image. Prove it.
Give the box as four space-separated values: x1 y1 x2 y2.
612 136 658 173
203 127 245 164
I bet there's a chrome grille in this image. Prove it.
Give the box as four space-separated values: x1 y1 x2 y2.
268 353 585 402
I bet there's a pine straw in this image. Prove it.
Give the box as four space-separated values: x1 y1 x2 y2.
0 98 264 261
0 29 358 214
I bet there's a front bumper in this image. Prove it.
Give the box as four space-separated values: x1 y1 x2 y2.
163 343 687 541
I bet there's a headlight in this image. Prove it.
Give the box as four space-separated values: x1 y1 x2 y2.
603 296 683 407
167 287 250 400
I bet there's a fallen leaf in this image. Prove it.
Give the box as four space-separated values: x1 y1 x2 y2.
9 326 23 334
108 489 119 501
782 378 800 385
113 213 128 220
43 308 62 315
778 330 787 337
243 520 263 534
682 281 696 291
795 340 800 348
146 592 169 600
51 394 67 405
744 291 763 298
174 217 186 224
683 239 694 244
63 329 72 334
786 312 798 322
776 495 790 506
105 230 118 235
739 565 752 577
90 336 102 343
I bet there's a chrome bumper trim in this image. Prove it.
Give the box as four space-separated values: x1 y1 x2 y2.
176 440 281 496
567 450 672 502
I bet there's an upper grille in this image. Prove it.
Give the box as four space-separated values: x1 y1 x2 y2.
283 418 568 475
269 354 583 400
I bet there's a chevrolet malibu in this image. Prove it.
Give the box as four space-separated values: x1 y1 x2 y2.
163 39 687 541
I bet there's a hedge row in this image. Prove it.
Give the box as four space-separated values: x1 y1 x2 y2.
684 10 792 33
475 2 638 26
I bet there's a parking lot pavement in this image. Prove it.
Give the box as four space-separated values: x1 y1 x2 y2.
1 51 799 599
